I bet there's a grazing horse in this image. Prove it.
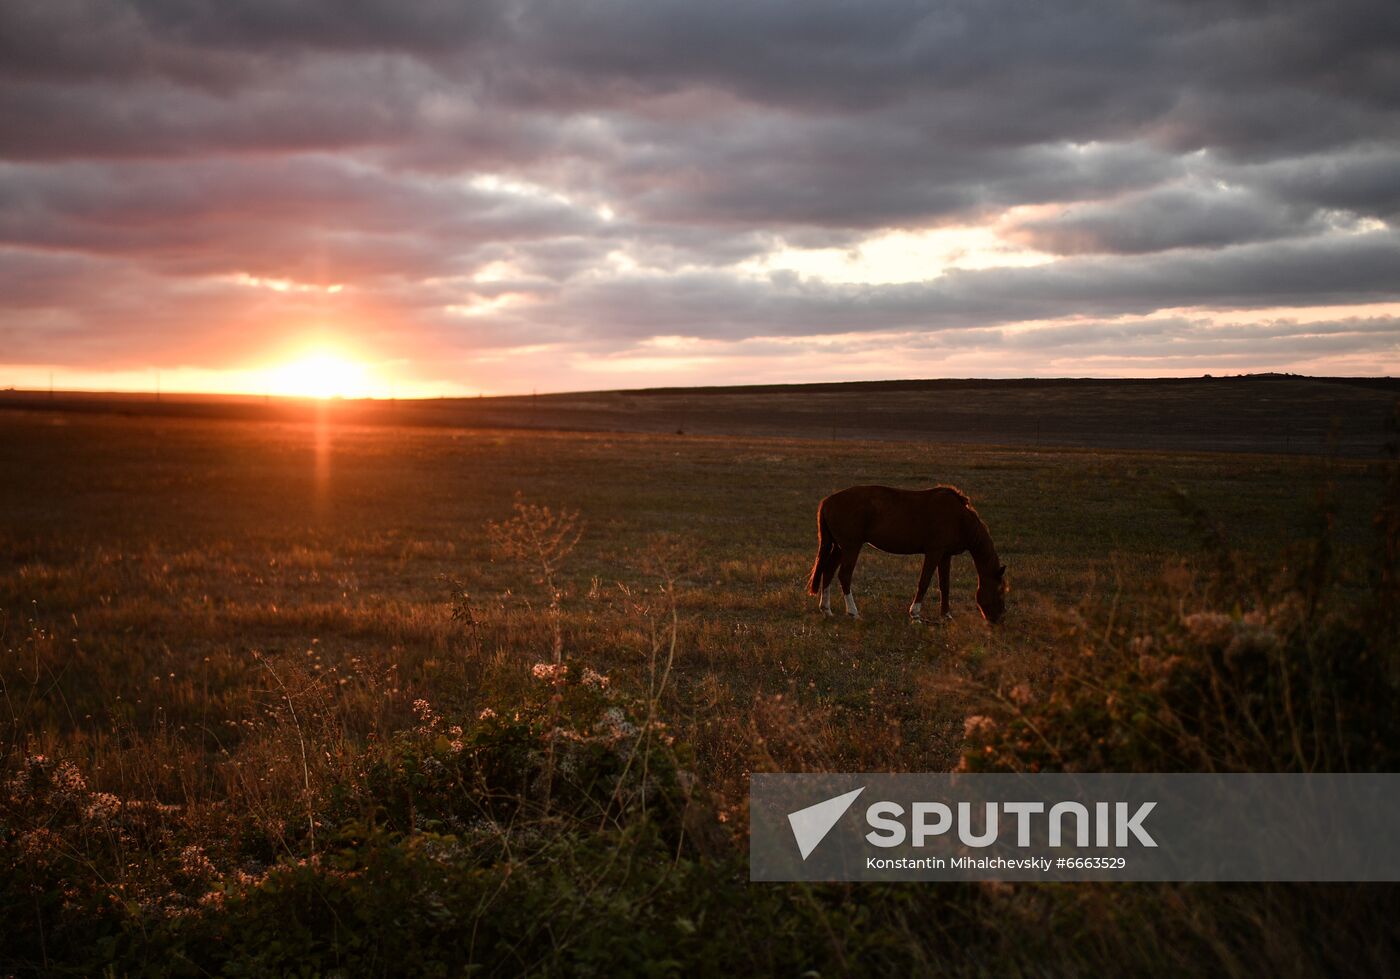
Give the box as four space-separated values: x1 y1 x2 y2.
807 485 1007 623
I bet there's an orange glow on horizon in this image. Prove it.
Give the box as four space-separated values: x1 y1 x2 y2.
260 349 374 399
5 296 1400 399
0 341 475 400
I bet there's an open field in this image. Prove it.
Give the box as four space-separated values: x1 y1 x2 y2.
2 404 1398 975
5 373 1399 456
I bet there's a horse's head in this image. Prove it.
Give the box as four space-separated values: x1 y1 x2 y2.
977 564 1008 624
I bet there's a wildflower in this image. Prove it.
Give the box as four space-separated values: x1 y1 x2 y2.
478 707 497 721
180 845 217 880
963 715 998 739
53 760 87 800
18 828 61 864
581 667 610 689
413 698 441 733
83 792 123 823
1182 611 1234 645
6 756 50 801
597 706 638 740
531 662 568 684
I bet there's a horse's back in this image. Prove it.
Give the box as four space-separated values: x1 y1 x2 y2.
822 484 959 513
820 484 905 522
821 484 916 506
820 484 967 554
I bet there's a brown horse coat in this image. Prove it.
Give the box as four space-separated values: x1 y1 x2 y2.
807 485 1006 622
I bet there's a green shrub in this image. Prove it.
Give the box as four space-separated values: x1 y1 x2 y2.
960 462 1400 776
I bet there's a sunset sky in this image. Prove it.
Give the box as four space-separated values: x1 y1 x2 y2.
2 0 1398 397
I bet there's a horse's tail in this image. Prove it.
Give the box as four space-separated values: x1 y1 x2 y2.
808 506 836 594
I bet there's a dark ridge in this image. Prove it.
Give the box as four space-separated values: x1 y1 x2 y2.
1 375 1396 457
620 375 1265 397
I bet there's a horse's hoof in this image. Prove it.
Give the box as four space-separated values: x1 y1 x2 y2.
820 608 834 618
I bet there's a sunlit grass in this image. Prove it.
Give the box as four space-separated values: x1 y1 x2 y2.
0 410 1391 974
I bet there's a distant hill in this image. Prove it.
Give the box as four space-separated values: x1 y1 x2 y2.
3 375 1397 456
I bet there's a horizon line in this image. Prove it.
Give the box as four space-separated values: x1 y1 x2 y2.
2 370 1394 404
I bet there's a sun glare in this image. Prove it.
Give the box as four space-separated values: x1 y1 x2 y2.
264 351 373 399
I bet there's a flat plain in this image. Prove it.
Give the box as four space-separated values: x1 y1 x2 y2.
1 381 1396 976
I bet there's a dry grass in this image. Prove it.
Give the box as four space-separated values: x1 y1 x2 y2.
0 407 1393 976
0 409 1385 812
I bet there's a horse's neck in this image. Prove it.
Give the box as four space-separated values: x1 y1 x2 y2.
963 510 999 579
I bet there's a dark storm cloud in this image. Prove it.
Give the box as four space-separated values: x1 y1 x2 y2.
990 315 1400 352
1244 147 1400 222
135 0 504 55
0 158 611 281
1002 145 1400 258
9 0 1396 167
298 224 1400 362
450 230 1400 343
1005 182 1331 255
1 0 1398 379
603 120 1185 230
0 0 503 84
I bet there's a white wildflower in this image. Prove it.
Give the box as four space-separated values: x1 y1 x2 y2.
83 792 122 823
531 662 568 685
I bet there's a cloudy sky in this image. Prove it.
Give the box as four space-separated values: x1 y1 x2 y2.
2 0 1398 396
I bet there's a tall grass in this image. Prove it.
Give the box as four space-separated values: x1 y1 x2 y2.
2 412 1397 976
3 469 1397 976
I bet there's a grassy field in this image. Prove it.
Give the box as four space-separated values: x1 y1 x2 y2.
1 405 1397 976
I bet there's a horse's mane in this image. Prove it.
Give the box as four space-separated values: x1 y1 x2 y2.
934 484 995 553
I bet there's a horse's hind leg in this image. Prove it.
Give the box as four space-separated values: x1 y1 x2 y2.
837 544 863 618
818 546 842 616
910 552 938 621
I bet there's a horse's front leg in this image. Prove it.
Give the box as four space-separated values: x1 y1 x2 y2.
937 553 953 619
910 552 938 621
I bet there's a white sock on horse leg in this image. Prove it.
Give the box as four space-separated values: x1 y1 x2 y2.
909 601 921 619
844 591 857 616
820 580 832 612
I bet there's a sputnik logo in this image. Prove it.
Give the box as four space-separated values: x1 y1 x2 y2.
787 786 865 859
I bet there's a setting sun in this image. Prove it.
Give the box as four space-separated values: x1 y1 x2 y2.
263 350 373 399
